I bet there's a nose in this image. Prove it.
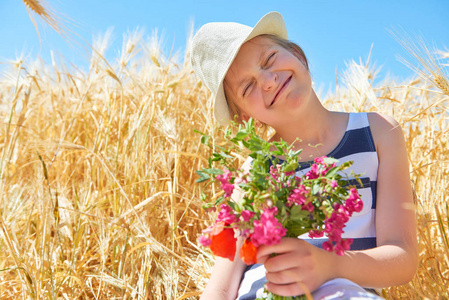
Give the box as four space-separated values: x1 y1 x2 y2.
260 71 277 91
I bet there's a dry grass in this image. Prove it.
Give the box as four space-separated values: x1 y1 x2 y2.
0 30 448 299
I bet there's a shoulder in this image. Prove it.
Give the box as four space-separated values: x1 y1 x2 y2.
367 112 401 134
366 112 407 158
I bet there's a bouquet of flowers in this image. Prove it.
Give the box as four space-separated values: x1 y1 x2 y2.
196 119 363 299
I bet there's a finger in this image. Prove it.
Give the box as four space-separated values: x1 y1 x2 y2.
266 269 313 298
256 254 268 264
265 267 302 285
257 238 303 259
264 251 312 273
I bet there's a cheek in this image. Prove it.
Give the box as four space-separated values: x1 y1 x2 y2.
247 92 264 109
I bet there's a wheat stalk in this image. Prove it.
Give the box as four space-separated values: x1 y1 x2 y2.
0 28 447 299
390 28 449 97
434 75 449 96
22 0 68 39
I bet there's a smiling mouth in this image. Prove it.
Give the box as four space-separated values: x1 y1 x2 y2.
270 76 292 106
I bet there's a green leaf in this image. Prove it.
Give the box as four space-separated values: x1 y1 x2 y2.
292 149 302 157
218 151 234 159
323 157 339 164
325 166 339 177
202 203 214 209
203 168 224 175
284 162 299 172
235 131 248 140
290 205 309 220
214 196 225 206
247 139 263 151
312 183 321 195
200 135 211 145
227 200 241 212
195 170 210 183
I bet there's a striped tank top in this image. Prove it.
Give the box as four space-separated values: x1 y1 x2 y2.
236 112 379 300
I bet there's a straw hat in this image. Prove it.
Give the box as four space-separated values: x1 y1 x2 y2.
190 12 288 124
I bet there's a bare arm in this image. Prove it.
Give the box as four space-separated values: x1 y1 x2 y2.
200 244 247 300
200 158 253 299
334 112 418 287
257 113 418 296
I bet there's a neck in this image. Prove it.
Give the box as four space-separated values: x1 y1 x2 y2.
271 91 335 146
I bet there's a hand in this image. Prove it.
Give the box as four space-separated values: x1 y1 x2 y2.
257 238 335 297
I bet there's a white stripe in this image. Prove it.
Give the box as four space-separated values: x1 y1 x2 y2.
337 152 378 181
347 112 369 130
354 187 374 215
236 265 266 298
298 209 376 240
294 152 378 181
343 209 376 238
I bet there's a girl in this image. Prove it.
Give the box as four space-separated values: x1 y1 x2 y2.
190 12 417 299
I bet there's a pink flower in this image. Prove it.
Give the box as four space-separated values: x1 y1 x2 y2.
322 241 333 252
308 156 337 177
251 207 287 247
345 188 363 214
308 230 324 238
314 156 325 164
269 165 280 183
302 202 315 213
327 227 344 242
340 238 353 251
334 243 345 256
216 204 238 225
198 235 212 246
324 206 350 243
216 169 234 198
285 170 295 176
306 163 320 179
287 185 307 207
222 183 235 198
330 180 338 189
322 238 353 256
241 210 255 222
234 175 247 185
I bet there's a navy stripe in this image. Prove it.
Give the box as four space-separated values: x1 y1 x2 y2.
349 237 377 250
288 126 376 170
371 181 377 209
241 263 261 275
239 264 266 300
343 177 371 189
341 177 377 209
304 237 377 250
332 127 376 159
239 277 266 300
343 177 376 209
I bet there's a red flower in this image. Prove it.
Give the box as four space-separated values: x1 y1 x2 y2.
240 238 257 265
209 222 237 261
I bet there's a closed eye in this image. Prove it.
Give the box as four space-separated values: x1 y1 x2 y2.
264 52 276 67
243 82 253 97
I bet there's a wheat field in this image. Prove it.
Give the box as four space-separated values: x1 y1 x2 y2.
0 27 448 299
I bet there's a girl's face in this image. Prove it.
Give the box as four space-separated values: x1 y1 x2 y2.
224 36 313 127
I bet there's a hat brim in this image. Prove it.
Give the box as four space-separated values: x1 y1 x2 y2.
214 11 288 124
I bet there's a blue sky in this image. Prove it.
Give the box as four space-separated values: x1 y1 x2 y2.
1 0 448 92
